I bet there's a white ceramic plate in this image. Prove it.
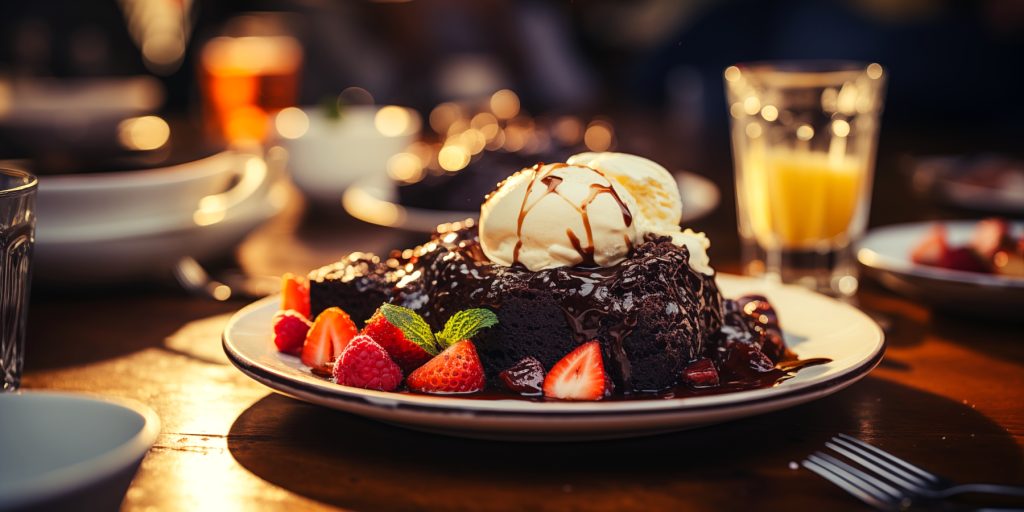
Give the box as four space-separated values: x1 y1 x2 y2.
857 221 1024 316
223 274 884 441
0 391 159 511
342 171 720 233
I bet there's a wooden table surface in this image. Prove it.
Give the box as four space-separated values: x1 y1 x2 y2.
22 126 1024 511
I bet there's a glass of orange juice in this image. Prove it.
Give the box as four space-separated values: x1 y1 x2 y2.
725 61 886 297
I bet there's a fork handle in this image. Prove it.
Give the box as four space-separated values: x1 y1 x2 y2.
945 483 1024 498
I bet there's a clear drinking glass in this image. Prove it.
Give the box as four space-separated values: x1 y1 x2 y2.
1 167 37 391
725 61 886 297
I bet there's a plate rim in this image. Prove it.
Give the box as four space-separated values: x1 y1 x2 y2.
222 274 886 419
857 220 1024 289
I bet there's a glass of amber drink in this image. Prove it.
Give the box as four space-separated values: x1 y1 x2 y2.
199 13 303 145
725 61 886 297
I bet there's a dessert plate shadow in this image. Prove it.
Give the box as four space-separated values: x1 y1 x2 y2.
857 221 1024 317
223 274 884 442
341 171 720 233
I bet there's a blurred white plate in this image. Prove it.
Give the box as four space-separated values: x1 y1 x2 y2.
0 392 159 512
910 155 1024 215
342 171 720 233
857 221 1024 316
223 274 884 442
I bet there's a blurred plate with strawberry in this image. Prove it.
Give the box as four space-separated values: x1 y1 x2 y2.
857 220 1024 317
222 274 884 442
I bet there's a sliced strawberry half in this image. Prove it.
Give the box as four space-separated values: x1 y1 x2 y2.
909 224 949 266
281 273 311 318
542 340 609 401
362 308 432 372
301 307 358 371
332 335 403 391
406 340 486 394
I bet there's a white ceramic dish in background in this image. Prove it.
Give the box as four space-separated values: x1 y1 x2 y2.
0 392 160 512
342 171 721 233
32 151 287 285
223 274 885 442
33 150 241 242
278 105 420 209
857 221 1024 316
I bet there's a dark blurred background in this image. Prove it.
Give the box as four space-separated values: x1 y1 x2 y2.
4 0 1023 290
3 0 1022 150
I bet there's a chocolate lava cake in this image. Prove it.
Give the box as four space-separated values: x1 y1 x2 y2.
309 221 724 393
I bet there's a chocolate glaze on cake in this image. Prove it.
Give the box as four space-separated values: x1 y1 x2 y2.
310 221 723 393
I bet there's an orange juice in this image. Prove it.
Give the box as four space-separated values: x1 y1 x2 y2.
740 149 865 249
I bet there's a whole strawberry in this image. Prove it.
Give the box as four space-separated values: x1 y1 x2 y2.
406 340 486 394
333 335 403 391
362 307 433 372
379 306 498 395
301 307 358 372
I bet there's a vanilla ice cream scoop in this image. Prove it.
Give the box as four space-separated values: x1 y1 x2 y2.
567 152 683 232
569 152 713 275
479 163 640 270
479 153 714 275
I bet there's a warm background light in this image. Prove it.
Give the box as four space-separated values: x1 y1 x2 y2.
489 89 520 119
118 115 170 150
584 120 613 151
374 106 412 136
274 107 309 139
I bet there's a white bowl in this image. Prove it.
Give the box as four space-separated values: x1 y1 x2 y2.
0 392 160 511
278 105 420 209
32 151 287 285
34 150 243 241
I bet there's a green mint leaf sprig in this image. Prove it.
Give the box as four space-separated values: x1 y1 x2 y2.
378 304 499 353
435 308 499 349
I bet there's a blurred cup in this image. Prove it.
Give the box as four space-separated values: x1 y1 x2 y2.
1 167 37 391
725 61 886 297
199 13 303 145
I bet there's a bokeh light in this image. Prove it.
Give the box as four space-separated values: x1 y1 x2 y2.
274 107 309 139
387 152 426 183
438 145 470 172
118 116 170 150
583 120 613 151
374 106 412 136
430 102 462 134
490 89 520 120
